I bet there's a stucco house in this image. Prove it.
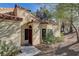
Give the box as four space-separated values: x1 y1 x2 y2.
0 4 60 46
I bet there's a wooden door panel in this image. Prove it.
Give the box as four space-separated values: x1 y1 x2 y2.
25 29 29 40
29 29 32 45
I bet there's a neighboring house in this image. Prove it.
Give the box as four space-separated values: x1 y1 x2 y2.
0 4 60 46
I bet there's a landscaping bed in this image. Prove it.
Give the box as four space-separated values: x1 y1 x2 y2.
35 43 61 56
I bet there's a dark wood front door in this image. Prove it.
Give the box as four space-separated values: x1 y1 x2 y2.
25 29 29 40
29 29 32 45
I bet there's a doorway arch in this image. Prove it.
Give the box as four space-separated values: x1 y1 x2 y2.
24 25 32 45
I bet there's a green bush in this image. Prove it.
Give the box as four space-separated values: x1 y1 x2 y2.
0 40 20 56
45 32 55 44
43 32 64 44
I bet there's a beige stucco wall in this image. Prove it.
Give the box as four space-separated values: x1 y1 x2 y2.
20 23 27 45
41 24 60 37
0 19 21 46
32 22 40 45
16 7 36 26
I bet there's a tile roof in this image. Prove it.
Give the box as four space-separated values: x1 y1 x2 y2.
0 8 14 13
40 20 57 25
0 13 22 21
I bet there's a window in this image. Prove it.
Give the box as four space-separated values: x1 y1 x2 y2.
42 29 46 40
47 29 53 35
42 29 53 40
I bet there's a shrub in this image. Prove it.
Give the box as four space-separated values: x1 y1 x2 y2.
45 32 55 44
43 32 64 44
0 40 20 56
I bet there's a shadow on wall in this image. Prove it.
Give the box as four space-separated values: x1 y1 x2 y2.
0 21 21 40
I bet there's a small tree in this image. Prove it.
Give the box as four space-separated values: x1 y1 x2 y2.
53 3 79 42
36 7 53 20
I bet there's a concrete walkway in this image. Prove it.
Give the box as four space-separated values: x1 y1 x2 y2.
17 46 41 56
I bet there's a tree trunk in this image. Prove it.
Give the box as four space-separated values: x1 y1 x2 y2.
69 8 73 33
61 22 65 33
69 19 73 33
72 23 79 42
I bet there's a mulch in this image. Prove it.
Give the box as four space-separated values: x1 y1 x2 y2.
35 43 60 56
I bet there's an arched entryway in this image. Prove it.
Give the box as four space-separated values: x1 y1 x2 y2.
25 25 32 45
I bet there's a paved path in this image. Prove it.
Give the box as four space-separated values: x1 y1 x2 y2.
17 46 41 56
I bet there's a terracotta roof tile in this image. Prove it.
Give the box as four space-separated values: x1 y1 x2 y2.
0 13 22 21
40 20 57 25
0 8 14 11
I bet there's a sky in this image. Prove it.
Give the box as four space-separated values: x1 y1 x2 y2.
0 3 57 12
0 3 41 12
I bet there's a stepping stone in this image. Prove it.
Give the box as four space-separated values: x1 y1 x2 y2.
17 46 41 56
